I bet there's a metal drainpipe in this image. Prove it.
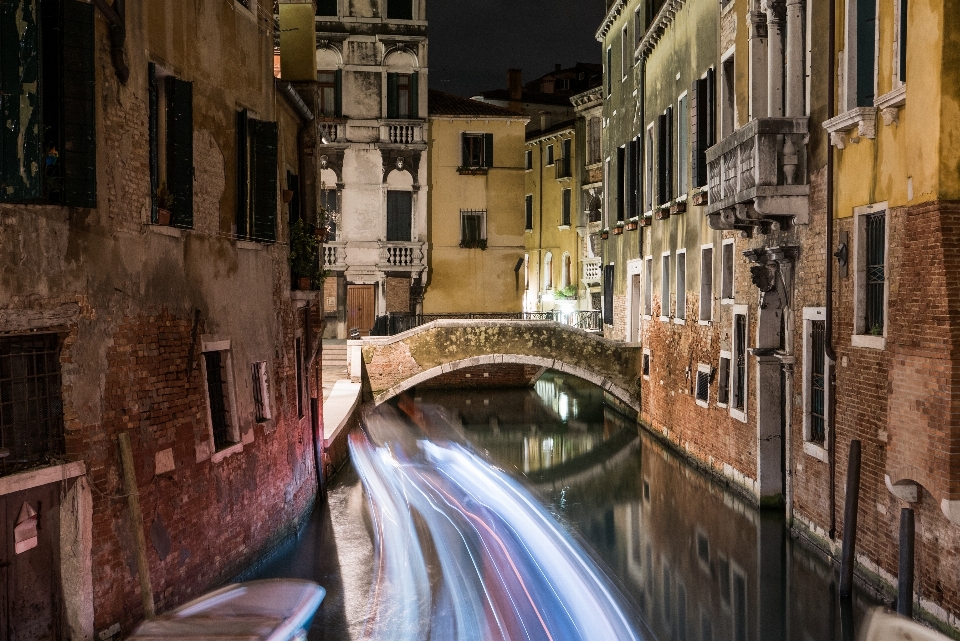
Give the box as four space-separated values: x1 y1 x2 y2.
826 0 839 540
639 58 646 267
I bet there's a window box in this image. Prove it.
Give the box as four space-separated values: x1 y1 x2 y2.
655 206 671 220
640 215 652 227
459 238 487 250
613 224 624 235
670 200 686 215
691 189 708 206
625 218 639 231
601 228 610 239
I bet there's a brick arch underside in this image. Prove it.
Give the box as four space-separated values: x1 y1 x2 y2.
373 353 640 411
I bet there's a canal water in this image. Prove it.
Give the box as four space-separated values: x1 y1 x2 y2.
249 371 882 640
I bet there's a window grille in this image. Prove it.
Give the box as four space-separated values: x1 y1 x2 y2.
460 210 486 245
0 335 64 476
864 213 885 335
700 247 714 320
718 357 730 405
642 353 651 377
695 369 710 402
251 361 271 422
733 314 746 411
204 351 232 451
810 320 826 444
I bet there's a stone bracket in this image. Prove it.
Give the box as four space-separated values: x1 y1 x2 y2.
884 474 918 503
823 106 877 149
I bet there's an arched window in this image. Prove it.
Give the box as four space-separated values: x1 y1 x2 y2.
544 252 553 290
561 253 572 289
384 50 419 119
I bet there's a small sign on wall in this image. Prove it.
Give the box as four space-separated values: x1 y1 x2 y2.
14 502 38 554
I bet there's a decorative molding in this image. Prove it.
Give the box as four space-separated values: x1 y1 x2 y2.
595 0 627 41
823 106 877 148
875 84 906 127
636 0 687 61
571 86 604 109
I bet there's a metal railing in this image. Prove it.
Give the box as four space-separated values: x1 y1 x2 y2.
369 310 603 336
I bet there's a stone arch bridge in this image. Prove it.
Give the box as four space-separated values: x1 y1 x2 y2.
348 320 642 409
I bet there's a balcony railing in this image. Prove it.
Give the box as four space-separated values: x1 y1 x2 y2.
380 120 425 145
555 157 572 179
378 241 425 270
582 259 602 284
369 310 603 336
705 117 809 233
318 120 346 144
323 241 346 270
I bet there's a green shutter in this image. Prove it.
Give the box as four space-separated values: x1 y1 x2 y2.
250 119 278 243
461 134 469 167
334 68 343 118
410 71 419 118
236 109 248 239
149 64 159 222
386 73 398 119
0 0 41 202
657 114 666 205
666 105 673 202
899 0 907 82
483 133 494 168
167 77 193 228
856 0 877 106
61 0 96 208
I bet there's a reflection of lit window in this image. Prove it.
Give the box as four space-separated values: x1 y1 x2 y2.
559 393 569 420
542 437 554 452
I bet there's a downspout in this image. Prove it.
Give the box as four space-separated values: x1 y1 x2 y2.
826 0 839 539
92 0 129 84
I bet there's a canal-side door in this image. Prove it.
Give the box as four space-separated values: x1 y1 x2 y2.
347 285 375 336
0 482 63 641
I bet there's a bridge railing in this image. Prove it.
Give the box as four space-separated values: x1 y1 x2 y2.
369 311 602 337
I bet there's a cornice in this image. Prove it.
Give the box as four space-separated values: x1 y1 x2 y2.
596 0 627 42
636 0 687 62
571 86 603 109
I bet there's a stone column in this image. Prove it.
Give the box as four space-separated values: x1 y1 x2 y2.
748 10 769 120
756 352 784 504
784 0 806 116
764 0 786 117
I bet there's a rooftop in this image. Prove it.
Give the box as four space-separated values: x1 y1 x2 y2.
428 89 523 118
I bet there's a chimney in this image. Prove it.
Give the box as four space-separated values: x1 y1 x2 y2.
508 68 522 113
540 112 549 131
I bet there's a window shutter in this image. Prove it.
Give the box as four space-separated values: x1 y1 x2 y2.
899 0 908 83
690 80 700 188
410 71 419 118
334 68 343 118
666 106 673 202
250 119 278 243
461 134 469 167
483 133 494 168
386 191 412 241
61 0 96 208
149 64 160 223
706 68 716 147
657 113 667 205
856 0 877 106
0 0 41 202
623 141 632 217
386 73 398 119
603 265 615 325
236 109 248 238
167 77 194 228
694 77 709 188
616 146 625 221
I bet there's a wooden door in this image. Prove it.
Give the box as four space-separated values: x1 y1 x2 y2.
347 285 375 336
0 482 62 641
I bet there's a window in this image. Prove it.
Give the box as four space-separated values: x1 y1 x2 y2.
695 364 711 407
642 350 651 378
721 239 735 301
317 70 342 117
843 0 877 108
661 252 671 319
657 108 673 205
251 361 272 422
699 245 713 321
525 195 533 231
202 346 239 452
0 335 64 476
150 65 194 227
462 133 493 168
621 27 630 79
720 52 736 139
386 191 412 241
606 47 612 95
803 308 828 451
561 189 572 226
320 187 338 233
235 110 278 242
295 338 303 419
603 264 615 325
561 253 572 289
386 0 413 20
677 93 689 195
460 209 486 247
545 253 554 290
645 0 667 28
853 205 887 347
675 251 686 321
635 8 642 45
0 0 96 206
645 125 654 212
604 159 610 225
316 0 337 15
644 256 653 316
588 117 602 165
626 138 639 218
717 352 731 406
546 144 555 166
617 146 626 221
895 0 908 84
731 306 748 422
386 72 418 118
557 138 572 178
525 149 533 170
691 69 716 188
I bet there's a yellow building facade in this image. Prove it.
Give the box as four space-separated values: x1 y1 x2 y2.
423 90 529 313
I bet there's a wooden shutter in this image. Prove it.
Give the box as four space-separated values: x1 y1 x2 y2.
61 0 96 208
899 0 907 82
0 0 41 201
603 265 615 325
690 80 700 188
236 109 249 238
149 64 160 222
334 68 343 117
386 73 398 118
483 133 494 168
693 77 709 188
657 113 667 205
167 77 194 228
461 134 469 167
410 71 419 118
623 141 632 218
616 146 625 221
857 0 877 106
666 106 673 202
250 119 278 243
386 191 412 241
706 68 716 147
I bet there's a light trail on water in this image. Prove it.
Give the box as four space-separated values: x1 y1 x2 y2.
349 401 651 641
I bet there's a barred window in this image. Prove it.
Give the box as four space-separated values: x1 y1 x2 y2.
460 209 487 246
695 367 710 405
809 320 826 444
864 213 885 335
733 313 747 413
0 335 64 476
204 351 234 451
251 361 271 422
717 355 731 405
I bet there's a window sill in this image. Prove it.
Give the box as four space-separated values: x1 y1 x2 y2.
674 317 686 325
525 228 533 233
237 240 265 251
659 316 671 323
698 319 712 326
642 375 650 381
457 167 489 176
803 441 829 463
729 408 747 423
643 314 653 320
146 223 185 238
557 225 571 231
721 298 735 305
696 398 709 408
210 441 243 464
823 106 877 148
716 402 728 409
0 460 86 497
851 334 886 350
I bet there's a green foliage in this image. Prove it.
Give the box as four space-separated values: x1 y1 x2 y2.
156 182 173 210
459 238 488 250
288 219 323 283
555 284 578 300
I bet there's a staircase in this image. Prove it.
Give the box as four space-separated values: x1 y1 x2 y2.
321 341 348 371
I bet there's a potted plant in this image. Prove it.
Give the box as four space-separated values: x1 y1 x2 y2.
640 214 652 227
625 216 639 231
613 222 625 235
671 198 687 214
600 228 610 239
156 183 173 225
691 187 709 206
289 219 322 290
655 204 671 220
555 285 578 300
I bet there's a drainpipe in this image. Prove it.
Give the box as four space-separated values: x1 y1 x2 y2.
826 0 839 540
91 0 129 84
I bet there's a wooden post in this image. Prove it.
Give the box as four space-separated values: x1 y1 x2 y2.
839 439 862 599
898 508 915 617
311 397 324 494
117 432 155 619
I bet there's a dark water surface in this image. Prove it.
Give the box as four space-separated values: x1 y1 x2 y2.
250 372 881 640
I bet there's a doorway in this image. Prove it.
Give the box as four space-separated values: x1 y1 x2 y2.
347 285 376 336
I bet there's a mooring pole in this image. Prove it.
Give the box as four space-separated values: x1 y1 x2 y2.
897 507 915 617
839 439 862 599
118 432 155 619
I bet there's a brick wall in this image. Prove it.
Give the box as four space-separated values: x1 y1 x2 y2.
417 364 544 389
386 276 410 313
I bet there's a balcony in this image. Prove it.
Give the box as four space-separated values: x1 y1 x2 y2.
377 241 425 271
705 118 809 235
323 241 346 271
380 120 425 146
318 120 346 144
555 157 572 180
582 259 602 285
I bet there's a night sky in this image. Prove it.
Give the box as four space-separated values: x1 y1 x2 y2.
428 1 606 97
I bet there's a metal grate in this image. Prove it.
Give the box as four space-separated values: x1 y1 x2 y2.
810 320 826 444
733 314 746 411
718 357 730 405
865 213 885 335
695 370 710 402
251 361 270 422
0 335 65 476
204 351 231 451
